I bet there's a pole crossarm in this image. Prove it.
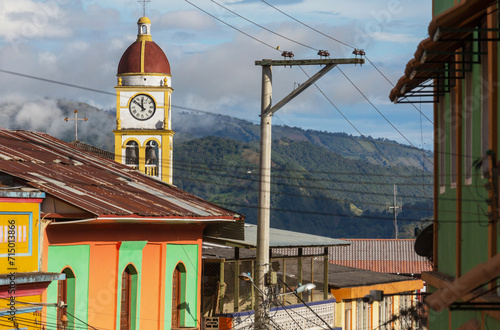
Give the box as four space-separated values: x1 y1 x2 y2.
266 64 336 116
255 58 364 66
256 58 364 117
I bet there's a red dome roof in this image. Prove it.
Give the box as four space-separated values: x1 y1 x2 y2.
117 40 171 75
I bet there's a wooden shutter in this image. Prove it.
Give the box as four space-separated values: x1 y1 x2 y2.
57 278 67 329
172 267 181 328
120 268 131 330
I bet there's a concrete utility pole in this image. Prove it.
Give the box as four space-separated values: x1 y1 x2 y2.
254 57 363 329
387 184 402 239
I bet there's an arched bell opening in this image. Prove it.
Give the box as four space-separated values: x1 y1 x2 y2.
125 141 139 168
145 140 159 177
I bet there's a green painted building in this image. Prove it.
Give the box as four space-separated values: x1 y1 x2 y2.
390 0 500 328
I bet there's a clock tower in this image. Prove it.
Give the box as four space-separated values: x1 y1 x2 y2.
114 16 174 184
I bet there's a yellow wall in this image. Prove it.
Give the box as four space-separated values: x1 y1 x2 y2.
0 294 43 330
331 279 423 329
0 197 44 330
0 201 41 273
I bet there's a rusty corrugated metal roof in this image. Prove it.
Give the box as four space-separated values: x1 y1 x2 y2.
0 129 242 221
329 239 432 275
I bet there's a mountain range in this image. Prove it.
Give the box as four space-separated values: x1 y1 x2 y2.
0 99 433 238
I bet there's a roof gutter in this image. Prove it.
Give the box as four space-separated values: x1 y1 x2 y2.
49 217 240 225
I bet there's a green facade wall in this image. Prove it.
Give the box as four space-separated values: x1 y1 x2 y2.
438 91 457 276
47 245 90 327
115 241 147 330
432 1 500 328
164 244 199 328
433 0 457 17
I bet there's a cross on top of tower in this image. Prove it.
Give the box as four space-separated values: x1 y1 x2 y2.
64 109 88 141
138 0 151 17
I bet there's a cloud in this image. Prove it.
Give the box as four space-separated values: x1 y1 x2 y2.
368 32 422 43
0 0 435 147
156 10 217 31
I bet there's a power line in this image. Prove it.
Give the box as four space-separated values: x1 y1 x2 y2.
210 0 316 51
259 0 356 50
184 0 279 51
258 0 434 127
296 66 431 199
336 66 433 167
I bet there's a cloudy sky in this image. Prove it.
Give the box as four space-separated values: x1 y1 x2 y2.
0 0 433 149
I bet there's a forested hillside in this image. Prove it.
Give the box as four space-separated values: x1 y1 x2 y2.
173 136 433 238
0 100 433 238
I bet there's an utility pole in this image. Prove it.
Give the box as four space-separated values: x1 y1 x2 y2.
254 57 363 329
387 184 402 239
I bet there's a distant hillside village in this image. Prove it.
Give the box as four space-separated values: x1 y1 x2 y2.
1 0 500 329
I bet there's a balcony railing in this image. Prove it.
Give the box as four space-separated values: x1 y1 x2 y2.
145 164 158 177
204 299 337 330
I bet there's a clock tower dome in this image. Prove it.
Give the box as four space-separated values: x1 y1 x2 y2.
114 17 174 184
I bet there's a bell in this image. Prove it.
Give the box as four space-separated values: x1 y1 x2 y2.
128 147 138 160
147 148 158 160
146 147 157 165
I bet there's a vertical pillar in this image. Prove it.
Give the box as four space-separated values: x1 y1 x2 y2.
310 257 314 302
219 262 225 314
324 247 329 300
114 134 122 164
251 260 255 310
256 64 272 329
234 248 240 312
487 4 498 264
138 146 146 174
455 53 463 278
433 83 439 271
298 248 303 300
282 259 287 305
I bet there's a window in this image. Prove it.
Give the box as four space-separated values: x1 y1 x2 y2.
120 264 138 330
439 92 446 193
464 64 473 185
480 29 490 174
450 85 457 189
172 263 186 329
344 301 352 330
57 267 75 330
145 140 159 177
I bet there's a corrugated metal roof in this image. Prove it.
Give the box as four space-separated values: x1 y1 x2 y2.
329 239 432 274
206 224 350 249
0 129 242 221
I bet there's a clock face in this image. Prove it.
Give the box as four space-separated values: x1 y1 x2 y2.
129 94 156 121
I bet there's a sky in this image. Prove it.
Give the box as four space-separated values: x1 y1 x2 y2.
0 0 434 149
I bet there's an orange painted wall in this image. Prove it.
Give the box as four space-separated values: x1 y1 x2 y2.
140 243 162 329
88 243 119 328
46 223 204 244
44 223 205 330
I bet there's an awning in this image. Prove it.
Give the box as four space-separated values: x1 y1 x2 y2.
389 0 498 103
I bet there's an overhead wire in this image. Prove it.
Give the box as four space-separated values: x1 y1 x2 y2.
336 65 433 166
184 0 278 51
296 66 431 199
184 0 433 198
2 4 490 224
210 0 316 51
259 0 356 50
258 0 434 125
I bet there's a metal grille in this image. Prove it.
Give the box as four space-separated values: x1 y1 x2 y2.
232 300 336 330
202 261 222 317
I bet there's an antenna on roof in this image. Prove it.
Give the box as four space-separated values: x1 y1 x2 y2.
138 0 151 17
